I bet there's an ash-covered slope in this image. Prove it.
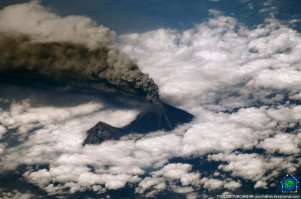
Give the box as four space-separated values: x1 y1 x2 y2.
123 102 193 133
83 102 193 145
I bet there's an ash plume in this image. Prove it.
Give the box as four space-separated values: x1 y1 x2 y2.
0 2 159 102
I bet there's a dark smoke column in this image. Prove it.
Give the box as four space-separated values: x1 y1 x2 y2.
0 2 160 103
0 33 159 103
99 49 160 102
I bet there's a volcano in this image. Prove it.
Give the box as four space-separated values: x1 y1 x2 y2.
83 121 122 145
83 102 193 145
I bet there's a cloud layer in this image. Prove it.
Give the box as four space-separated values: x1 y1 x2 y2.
120 14 301 112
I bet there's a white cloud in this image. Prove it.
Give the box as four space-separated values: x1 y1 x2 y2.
0 1 114 49
224 181 242 190
151 163 201 186
249 69 301 90
259 133 301 154
254 181 268 189
2 100 299 196
119 15 301 112
0 189 34 199
0 125 6 138
201 178 224 191
208 153 299 188
200 177 241 191
136 163 201 197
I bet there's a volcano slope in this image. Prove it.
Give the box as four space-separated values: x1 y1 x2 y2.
83 102 194 145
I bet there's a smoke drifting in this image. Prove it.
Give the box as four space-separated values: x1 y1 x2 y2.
0 2 159 102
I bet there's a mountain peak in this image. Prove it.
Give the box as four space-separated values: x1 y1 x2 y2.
123 102 193 133
83 121 122 145
83 102 193 145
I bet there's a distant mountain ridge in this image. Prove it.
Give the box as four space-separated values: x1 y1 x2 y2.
83 102 193 145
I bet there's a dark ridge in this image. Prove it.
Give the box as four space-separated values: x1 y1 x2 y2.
83 102 194 145
83 122 123 145
123 102 193 133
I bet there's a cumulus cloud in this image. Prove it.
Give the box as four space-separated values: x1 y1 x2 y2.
0 125 6 137
136 163 201 197
118 12 301 194
259 133 301 154
208 153 298 189
200 177 241 191
119 15 301 112
0 189 35 199
1 93 300 197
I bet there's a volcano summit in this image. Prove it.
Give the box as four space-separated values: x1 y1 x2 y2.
83 102 194 145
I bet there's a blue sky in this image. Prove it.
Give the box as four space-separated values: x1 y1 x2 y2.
1 0 301 33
